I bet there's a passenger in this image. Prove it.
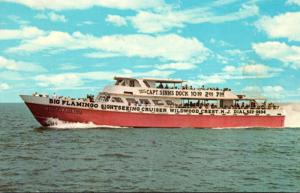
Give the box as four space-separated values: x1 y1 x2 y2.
158 83 163 88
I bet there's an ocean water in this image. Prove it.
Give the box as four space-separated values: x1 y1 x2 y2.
1 103 300 192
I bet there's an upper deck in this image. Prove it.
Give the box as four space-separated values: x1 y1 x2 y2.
102 77 263 101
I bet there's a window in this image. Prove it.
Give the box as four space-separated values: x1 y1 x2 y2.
139 99 150 105
98 96 110 102
143 80 150 88
126 98 137 104
124 91 133 95
115 80 122 85
129 80 134 87
166 100 175 105
112 97 123 103
153 99 164 105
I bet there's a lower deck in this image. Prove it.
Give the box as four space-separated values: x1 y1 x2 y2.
24 101 285 128
22 95 284 117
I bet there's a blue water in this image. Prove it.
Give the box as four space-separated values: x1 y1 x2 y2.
1 103 300 191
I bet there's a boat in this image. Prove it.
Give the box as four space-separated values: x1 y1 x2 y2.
20 76 285 128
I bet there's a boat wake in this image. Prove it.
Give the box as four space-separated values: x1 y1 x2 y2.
282 103 300 128
46 118 99 129
45 118 126 129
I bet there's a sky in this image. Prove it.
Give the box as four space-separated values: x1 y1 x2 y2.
0 0 300 102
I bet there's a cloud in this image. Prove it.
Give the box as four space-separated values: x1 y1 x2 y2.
0 71 24 80
8 30 210 63
210 38 232 47
58 64 80 70
255 12 300 41
195 64 281 85
213 49 252 65
155 62 196 70
252 41 300 69
35 12 67 22
7 31 83 52
77 21 95 26
263 85 284 94
85 52 121 59
225 49 250 59
196 74 228 85
223 64 282 77
7 15 29 25
0 56 46 72
105 15 127 26
242 85 285 99
0 0 166 10
87 34 210 63
0 83 10 90
35 69 174 88
36 73 84 88
129 3 259 33
287 0 300 6
241 64 273 75
0 26 45 40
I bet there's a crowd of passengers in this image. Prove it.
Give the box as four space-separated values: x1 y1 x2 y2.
33 92 95 102
129 100 279 110
156 83 231 91
33 92 279 110
180 102 279 110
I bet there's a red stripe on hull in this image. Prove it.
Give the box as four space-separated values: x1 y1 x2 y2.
25 103 285 128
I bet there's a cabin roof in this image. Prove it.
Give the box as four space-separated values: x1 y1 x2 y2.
141 78 185 83
114 76 185 83
114 76 137 81
241 97 266 100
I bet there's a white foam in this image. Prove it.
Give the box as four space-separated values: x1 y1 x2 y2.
45 118 98 129
211 127 247 130
281 103 300 128
45 118 126 129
